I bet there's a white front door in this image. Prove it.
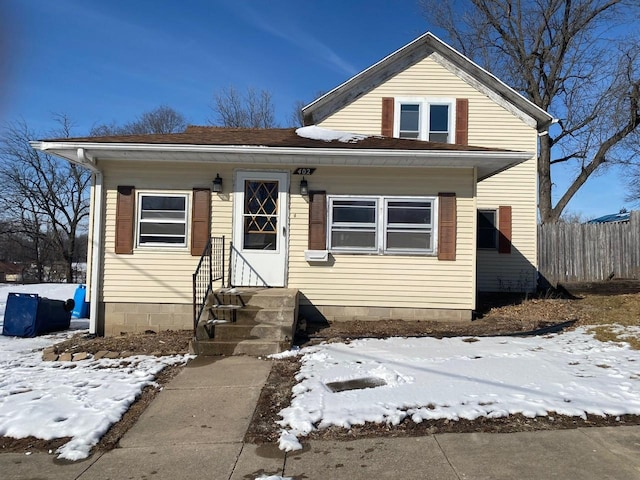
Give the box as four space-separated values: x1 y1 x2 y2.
231 171 289 287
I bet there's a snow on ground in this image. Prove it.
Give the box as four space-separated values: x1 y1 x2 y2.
0 283 192 461
274 328 640 451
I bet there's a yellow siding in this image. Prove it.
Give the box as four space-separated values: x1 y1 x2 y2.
288 167 476 310
317 53 539 292
101 161 234 304
99 161 476 310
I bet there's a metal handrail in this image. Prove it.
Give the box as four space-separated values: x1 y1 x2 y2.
227 241 269 288
192 236 225 332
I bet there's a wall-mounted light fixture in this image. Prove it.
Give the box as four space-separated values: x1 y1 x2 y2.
212 173 223 192
300 177 309 196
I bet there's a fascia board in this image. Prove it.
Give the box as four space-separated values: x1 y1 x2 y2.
32 141 532 180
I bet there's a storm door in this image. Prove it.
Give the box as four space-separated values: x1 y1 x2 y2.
231 171 289 286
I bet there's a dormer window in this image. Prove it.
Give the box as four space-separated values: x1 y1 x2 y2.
399 104 420 139
395 98 454 143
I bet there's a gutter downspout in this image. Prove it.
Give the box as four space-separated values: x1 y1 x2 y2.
77 148 102 336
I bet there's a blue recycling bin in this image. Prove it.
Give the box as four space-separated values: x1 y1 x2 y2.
2 293 73 337
71 285 89 318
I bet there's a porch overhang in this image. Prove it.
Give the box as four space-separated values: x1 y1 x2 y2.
31 141 533 181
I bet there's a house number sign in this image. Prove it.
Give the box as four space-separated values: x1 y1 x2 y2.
294 168 316 175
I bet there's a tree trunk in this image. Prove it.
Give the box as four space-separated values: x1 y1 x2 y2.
537 135 557 224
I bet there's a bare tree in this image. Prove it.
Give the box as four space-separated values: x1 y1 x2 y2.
0 116 91 282
290 99 306 127
91 105 187 136
421 0 640 223
210 86 277 128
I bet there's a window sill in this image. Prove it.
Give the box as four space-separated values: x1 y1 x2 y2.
329 250 436 257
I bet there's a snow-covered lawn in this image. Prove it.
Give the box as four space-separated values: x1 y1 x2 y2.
0 283 191 461
275 327 640 451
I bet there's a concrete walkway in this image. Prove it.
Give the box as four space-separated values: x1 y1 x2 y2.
4 356 640 479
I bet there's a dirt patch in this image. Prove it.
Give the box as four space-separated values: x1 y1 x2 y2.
51 329 192 356
245 358 300 444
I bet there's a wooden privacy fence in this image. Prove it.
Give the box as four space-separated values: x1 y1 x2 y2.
538 211 640 284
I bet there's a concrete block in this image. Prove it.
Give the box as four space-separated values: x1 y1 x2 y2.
124 313 150 326
58 353 72 362
93 351 109 360
72 352 89 361
42 352 58 362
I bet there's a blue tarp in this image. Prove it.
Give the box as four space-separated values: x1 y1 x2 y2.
2 293 73 337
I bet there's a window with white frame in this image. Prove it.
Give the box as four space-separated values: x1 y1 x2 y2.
396 99 454 143
137 193 188 247
328 195 436 254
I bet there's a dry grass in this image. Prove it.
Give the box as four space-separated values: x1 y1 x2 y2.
483 292 640 349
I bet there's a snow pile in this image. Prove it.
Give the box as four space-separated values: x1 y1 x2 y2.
296 125 368 143
0 283 192 461
277 328 640 450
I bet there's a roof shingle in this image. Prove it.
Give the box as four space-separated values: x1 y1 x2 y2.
44 126 507 152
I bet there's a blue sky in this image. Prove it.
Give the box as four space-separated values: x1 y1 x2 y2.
0 0 632 219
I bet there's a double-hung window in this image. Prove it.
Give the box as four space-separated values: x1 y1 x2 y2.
396 98 454 143
328 195 436 254
137 193 188 247
329 198 378 252
385 199 433 252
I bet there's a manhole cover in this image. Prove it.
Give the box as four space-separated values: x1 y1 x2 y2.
325 377 387 393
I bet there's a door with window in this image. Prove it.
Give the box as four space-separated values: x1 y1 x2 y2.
232 171 289 286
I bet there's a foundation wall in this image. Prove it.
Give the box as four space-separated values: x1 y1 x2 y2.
99 302 192 336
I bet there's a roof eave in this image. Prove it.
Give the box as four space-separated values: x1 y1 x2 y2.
32 141 533 181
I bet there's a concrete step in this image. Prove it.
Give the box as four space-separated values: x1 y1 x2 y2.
213 323 289 341
195 339 287 356
211 288 298 309
233 307 296 325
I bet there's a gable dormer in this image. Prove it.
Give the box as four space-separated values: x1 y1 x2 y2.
303 32 552 148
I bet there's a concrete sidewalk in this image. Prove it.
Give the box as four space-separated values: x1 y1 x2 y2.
4 356 640 479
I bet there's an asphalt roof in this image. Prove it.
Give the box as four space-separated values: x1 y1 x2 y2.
44 126 508 152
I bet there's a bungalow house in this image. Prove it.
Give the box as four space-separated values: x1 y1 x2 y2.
32 33 553 351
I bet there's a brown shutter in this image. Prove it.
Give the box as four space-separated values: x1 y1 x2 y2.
438 192 457 261
308 191 327 250
381 97 395 136
498 206 512 254
115 186 135 254
191 188 211 256
455 98 469 145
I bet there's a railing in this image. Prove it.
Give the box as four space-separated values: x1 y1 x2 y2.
192 236 225 331
227 241 269 288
